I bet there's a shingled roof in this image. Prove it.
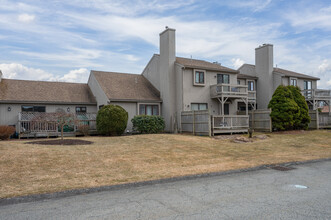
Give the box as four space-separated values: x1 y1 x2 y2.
237 73 258 80
0 79 96 104
273 67 320 80
240 64 319 80
92 71 161 102
176 57 238 73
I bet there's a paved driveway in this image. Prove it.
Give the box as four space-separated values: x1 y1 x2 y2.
1 161 330 219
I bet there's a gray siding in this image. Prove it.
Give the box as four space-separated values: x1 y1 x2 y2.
0 103 97 131
87 72 109 108
142 55 160 91
182 69 238 115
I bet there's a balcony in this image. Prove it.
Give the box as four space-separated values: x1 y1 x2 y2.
302 89 331 101
210 84 247 99
210 83 256 103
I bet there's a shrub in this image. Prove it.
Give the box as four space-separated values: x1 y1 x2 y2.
96 105 128 136
77 124 89 136
131 115 165 134
288 86 310 129
0 125 16 140
268 85 300 131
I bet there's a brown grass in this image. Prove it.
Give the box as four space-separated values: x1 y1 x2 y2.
1 130 331 198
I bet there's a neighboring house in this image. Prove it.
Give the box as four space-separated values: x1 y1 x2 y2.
0 77 97 135
87 71 161 131
238 44 330 111
0 27 329 136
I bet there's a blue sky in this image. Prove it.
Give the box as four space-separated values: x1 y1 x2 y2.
0 0 330 89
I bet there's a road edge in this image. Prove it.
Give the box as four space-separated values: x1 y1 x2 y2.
1 157 330 206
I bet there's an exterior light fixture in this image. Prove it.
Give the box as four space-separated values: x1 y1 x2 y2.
7 106 11 111
67 107 70 112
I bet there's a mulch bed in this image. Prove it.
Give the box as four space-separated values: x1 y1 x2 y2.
25 139 93 145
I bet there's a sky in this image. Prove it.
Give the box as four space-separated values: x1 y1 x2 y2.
0 0 330 89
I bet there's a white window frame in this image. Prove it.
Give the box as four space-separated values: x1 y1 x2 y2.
138 103 161 116
247 80 255 91
289 77 297 86
193 69 206 86
191 103 208 111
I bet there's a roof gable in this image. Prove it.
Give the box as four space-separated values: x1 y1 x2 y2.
92 71 161 102
175 57 238 73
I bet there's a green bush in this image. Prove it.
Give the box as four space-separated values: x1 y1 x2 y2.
268 85 300 131
96 105 128 136
131 115 165 134
288 86 310 129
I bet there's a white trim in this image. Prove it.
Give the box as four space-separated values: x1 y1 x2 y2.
193 69 206 86
137 102 161 116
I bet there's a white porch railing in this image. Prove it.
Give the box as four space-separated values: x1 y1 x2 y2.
212 115 249 130
18 112 97 134
301 89 331 100
210 84 248 98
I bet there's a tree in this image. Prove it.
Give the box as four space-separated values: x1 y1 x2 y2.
268 85 300 131
55 110 77 140
96 105 128 136
288 86 311 129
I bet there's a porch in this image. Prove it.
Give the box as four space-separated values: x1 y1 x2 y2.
180 110 249 136
302 89 331 111
18 112 97 138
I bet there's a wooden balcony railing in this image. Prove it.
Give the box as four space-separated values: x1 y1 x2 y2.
248 91 256 102
210 84 248 98
301 89 331 100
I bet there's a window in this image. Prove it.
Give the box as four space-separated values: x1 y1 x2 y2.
76 107 87 113
139 104 159 115
193 69 205 85
304 80 312 90
304 80 312 98
99 105 104 110
290 78 297 86
237 80 241 85
191 103 208 111
22 106 45 112
248 81 255 91
217 74 230 84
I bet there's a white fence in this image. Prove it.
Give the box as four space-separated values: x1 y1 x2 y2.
18 112 97 137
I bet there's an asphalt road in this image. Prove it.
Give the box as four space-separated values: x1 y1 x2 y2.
1 161 330 219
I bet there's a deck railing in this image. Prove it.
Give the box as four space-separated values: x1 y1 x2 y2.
301 89 331 99
18 112 97 134
212 115 249 130
210 84 248 98
248 91 256 101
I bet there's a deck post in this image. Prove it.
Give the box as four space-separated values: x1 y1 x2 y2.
192 110 195 135
316 108 319 130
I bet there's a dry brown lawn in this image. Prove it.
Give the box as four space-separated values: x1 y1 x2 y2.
1 130 331 198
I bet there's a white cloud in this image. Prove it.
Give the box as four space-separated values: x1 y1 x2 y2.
0 63 53 80
18 13 35 23
55 68 89 83
318 59 331 73
285 6 331 31
231 58 245 69
0 63 90 83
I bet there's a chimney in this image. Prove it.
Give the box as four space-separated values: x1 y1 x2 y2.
255 44 274 109
159 27 176 132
